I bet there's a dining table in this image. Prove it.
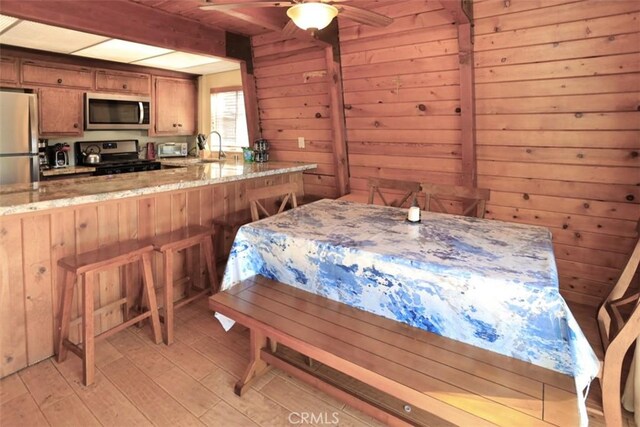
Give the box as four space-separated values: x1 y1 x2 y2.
217 198 601 424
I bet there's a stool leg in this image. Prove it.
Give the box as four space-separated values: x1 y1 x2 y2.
202 235 219 293
56 269 76 362
162 250 175 345
141 253 162 345
82 272 96 386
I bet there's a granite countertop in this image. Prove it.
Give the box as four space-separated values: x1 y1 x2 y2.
0 161 316 216
41 166 97 177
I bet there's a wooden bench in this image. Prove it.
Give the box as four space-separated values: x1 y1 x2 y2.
210 275 582 426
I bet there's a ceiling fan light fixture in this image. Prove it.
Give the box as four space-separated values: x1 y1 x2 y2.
286 2 338 31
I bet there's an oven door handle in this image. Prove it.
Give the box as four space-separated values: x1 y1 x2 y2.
139 102 144 124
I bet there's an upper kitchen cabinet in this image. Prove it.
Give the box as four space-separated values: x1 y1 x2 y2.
95 69 151 95
37 88 83 137
22 60 93 90
0 56 20 86
152 76 197 136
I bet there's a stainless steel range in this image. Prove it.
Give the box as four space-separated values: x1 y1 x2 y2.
76 140 161 176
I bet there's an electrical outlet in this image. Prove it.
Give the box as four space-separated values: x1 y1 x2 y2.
298 137 305 148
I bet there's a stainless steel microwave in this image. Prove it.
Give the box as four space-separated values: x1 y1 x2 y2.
85 93 150 130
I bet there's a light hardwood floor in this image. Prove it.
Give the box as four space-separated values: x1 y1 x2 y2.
0 297 636 426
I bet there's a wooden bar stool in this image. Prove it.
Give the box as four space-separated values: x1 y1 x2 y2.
56 241 162 386
152 225 219 345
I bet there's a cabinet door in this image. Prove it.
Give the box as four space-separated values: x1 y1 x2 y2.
153 77 197 135
0 56 19 86
38 88 83 136
96 69 151 95
22 60 93 89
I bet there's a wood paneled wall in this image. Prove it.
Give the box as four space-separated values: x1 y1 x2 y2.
252 33 339 199
250 0 640 306
340 2 463 193
0 173 303 378
472 0 640 306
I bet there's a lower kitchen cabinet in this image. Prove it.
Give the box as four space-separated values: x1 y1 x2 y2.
37 88 83 137
153 76 197 136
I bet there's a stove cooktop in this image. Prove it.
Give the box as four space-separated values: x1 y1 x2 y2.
92 160 161 176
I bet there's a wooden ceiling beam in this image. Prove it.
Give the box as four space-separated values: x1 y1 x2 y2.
0 0 227 57
214 8 289 33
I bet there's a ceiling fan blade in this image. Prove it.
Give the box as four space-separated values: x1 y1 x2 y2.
336 5 393 27
199 1 293 11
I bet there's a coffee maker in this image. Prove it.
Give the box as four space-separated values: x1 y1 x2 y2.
46 143 70 168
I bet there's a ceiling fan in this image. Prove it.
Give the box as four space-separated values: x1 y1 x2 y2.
199 1 393 35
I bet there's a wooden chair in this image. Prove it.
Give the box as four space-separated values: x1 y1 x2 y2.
367 178 421 208
421 183 490 218
151 225 219 345
56 241 162 386
246 182 299 222
245 181 299 355
596 221 640 427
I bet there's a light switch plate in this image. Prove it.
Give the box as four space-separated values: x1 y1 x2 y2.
297 137 305 148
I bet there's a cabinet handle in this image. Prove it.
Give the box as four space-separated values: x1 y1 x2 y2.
57 78 63 84
123 84 128 89
173 123 177 127
73 123 79 129
178 123 182 127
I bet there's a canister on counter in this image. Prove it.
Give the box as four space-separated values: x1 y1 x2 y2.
253 138 269 163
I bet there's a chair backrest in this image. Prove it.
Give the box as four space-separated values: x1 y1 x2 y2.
367 178 421 208
421 183 490 218
246 182 299 222
597 221 640 352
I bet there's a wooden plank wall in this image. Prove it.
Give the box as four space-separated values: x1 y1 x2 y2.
340 1 464 194
0 173 303 378
251 0 640 306
472 0 640 306
252 33 339 199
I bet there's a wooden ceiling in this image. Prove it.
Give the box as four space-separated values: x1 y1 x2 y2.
128 0 291 36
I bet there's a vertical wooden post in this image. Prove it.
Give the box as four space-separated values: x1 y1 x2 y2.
441 1 476 188
321 22 350 197
458 22 477 187
241 61 260 145
227 32 261 145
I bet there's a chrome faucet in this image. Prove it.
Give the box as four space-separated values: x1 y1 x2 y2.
197 131 226 160
209 131 226 160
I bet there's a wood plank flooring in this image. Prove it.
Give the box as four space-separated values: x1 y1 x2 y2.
0 297 635 426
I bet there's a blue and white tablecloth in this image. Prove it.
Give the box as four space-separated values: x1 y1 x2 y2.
219 199 599 424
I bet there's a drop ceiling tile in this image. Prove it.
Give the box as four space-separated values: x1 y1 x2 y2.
0 20 108 54
181 61 241 75
133 51 221 70
73 39 173 63
0 14 18 33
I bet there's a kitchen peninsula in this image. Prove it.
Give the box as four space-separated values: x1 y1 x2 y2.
0 161 315 377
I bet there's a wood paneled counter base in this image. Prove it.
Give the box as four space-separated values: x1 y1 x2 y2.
0 169 305 378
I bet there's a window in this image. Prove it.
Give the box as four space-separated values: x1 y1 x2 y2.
210 87 249 148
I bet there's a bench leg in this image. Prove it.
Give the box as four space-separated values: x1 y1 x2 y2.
234 329 269 396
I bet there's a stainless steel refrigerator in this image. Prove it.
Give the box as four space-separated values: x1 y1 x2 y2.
0 91 39 185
